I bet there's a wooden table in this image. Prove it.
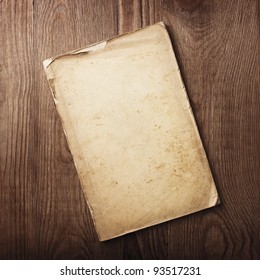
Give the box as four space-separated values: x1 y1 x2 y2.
0 0 259 259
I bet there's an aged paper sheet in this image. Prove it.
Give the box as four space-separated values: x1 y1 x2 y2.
43 22 219 241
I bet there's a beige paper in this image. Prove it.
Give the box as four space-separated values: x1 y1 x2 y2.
43 22 219 241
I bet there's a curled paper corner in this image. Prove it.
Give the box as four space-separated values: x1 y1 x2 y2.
211 195 221 207
43 58 55 69
157 21 166 28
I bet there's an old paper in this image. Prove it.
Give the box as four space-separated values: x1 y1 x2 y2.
43 22 219 241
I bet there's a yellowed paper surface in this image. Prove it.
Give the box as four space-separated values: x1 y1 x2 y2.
43 22 219 241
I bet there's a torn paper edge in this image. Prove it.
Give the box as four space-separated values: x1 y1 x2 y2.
43 22 165 69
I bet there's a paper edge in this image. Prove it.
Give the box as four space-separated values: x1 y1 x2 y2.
100 198 221 241
42 22 166 69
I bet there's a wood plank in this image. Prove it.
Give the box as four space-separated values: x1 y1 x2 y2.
0 0 34 259
161 0 259 259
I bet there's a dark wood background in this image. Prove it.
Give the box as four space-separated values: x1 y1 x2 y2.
0 0 259 259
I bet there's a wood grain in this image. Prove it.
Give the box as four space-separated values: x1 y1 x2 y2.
0 0 259 259
0 0 35 259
